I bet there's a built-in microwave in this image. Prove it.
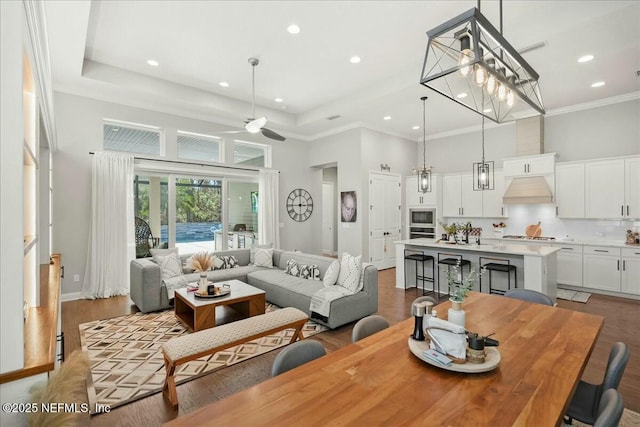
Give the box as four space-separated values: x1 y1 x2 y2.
409 208 435 227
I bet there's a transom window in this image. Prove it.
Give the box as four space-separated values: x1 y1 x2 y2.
233 140 271 168
103 120 162 155
177 130 222 162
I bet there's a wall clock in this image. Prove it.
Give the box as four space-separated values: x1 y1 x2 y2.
286 189 313 222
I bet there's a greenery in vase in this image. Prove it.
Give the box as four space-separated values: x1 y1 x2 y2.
446 262 480 302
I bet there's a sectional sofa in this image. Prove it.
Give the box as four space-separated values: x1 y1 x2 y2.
129 248 378 329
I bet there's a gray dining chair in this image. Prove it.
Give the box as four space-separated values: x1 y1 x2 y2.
565 342 629 425
504 289 554 306
593 389 624 427
271 340 326 377
351 315 389 342
411 295 438 316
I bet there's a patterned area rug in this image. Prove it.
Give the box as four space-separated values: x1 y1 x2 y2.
80 304 327 412
557 288 592 303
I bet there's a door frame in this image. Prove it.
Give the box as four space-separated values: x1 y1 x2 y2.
368 171 402 269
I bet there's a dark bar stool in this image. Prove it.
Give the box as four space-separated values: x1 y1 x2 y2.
403 249 435 296
479 256 517 295
437 253 471 299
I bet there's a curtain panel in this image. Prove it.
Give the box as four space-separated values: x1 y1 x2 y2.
81 152 135 298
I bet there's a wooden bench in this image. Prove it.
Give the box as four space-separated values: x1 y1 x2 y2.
162 307 309 407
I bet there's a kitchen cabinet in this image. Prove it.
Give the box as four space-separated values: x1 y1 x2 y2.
583 246 621 292
482 171 506 218
555 163 585 218
585 157 639 219
553 243 583 287
406 175 438 206
503 153 555 177
621 247 640 295
442 174 482 218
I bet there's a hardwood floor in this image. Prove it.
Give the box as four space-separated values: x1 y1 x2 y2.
61 268 639 426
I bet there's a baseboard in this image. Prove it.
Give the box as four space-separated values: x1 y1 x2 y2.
61 292 82 302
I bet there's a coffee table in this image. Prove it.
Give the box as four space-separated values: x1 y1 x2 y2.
173 279 266 332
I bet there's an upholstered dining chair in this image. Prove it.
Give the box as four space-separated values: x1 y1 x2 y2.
565 342 630 425
271 340 326 377
503 289 554 306
593 389 624 427
351 315 390 343
411 295 438 316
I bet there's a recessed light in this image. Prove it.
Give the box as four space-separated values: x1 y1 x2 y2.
483 108 492 113
412 126 420 130
383 116 391 120
287 24 301 34
219 81 230 87
280 105 287 110
112 128 119 132
146 59 159 67
591 81 605 88
274 97 283 103
456 92 468 99
350 56 361 64
578 54 594 63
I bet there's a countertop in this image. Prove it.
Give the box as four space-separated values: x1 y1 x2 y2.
482 236 639 249
396 238 561 257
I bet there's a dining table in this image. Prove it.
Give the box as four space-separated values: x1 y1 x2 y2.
164 291 604 426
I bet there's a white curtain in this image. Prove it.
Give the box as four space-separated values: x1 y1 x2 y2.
258 169 280 248
81 152 135 299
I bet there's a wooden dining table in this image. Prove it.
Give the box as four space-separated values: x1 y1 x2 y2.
164 292 603 427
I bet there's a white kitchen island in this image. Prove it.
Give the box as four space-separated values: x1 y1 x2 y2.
396 239 560 301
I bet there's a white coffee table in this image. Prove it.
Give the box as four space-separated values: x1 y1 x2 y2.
174 279 266 331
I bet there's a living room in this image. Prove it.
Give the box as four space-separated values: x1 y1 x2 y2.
2 1 639 426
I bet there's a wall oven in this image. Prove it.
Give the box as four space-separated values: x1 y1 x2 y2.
409 208 436 239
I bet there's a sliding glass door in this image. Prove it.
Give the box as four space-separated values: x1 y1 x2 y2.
134 175 168 256
174 177 222 253
227 180 259 249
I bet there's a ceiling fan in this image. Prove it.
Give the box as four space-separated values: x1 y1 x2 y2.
224 58 286 142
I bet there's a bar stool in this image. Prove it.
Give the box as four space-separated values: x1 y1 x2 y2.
403 249 435 296
437 253 471 299
479 256 517 295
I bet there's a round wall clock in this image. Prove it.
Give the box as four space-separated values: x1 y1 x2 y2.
286 189 313 222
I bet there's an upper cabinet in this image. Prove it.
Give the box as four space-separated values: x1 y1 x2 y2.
555 163 585 218
585 157 639 219
406 175 439 207
503 153 555 177
482 171 506 218
442 173 483 218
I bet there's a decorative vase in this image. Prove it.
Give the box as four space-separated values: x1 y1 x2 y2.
448 299 466 328
198 273 208 293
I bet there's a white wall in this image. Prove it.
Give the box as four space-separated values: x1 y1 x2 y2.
53 92 317 295
322 167 338 252
228 182 258 231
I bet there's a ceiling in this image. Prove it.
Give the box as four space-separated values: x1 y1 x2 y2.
44 1 640 142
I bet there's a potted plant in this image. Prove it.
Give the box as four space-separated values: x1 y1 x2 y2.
439 221 459 241
445 262 480 327
185 252 215 293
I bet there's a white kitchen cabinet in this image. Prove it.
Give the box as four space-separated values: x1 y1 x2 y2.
555 163 585 218
503 153 555 177
585 159 625 219
406 175 438 206
583 246 621 292
621 247 640 295
625 157 640 219
553 243 583 287
442 174 482 217
482 171 506 218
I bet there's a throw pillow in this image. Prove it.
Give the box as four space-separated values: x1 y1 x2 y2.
323 259 340 287
285 259 300 276
250 243 273 264
284 259 320 281
216 255 239 270
151 248 183 280
337 252 362 293
212 255 224 270
251 244 273 268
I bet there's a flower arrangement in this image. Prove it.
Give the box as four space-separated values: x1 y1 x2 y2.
492 222 507 229
439 221 459 235
446 262 480 302
185 252 215 273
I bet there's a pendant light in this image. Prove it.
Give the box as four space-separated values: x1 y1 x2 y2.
473 108 494 191
417 96 432 193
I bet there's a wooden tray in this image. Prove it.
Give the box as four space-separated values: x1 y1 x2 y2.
408 338 501 373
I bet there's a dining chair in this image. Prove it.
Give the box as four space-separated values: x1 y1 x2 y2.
271 340 326 377
565 342 630 425
503 288 553 306
411 295 437 316
593 389 624 427
351 315 389 342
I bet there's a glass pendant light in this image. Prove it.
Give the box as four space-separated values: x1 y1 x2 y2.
458 34 472 77
417 96 432 193
485 59 497 95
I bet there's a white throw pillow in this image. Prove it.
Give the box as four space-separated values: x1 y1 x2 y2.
251 244 273 268
151 248 183 280
212 255 224 270
337 252 362 293
323 260 340 287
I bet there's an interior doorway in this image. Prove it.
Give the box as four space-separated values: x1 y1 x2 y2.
322 167 338 255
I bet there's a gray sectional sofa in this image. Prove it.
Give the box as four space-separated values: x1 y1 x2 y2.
129 248 378 329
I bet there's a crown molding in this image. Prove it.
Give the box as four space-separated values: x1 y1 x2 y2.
544 92 640 117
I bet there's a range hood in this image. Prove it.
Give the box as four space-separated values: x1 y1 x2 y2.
503 176 553 204
502 116 554 204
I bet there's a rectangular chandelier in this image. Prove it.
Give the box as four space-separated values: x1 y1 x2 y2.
420 8 544 123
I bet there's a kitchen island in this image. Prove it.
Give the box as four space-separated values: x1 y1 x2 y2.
396 238 560 301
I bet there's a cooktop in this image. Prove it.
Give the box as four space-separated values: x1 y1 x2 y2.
502 235 556 241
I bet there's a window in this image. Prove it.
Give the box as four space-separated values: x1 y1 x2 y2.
177 130 222 162
104 120 162 155
233 140 271 167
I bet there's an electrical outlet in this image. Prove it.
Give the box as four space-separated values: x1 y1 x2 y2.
74 274 80 282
